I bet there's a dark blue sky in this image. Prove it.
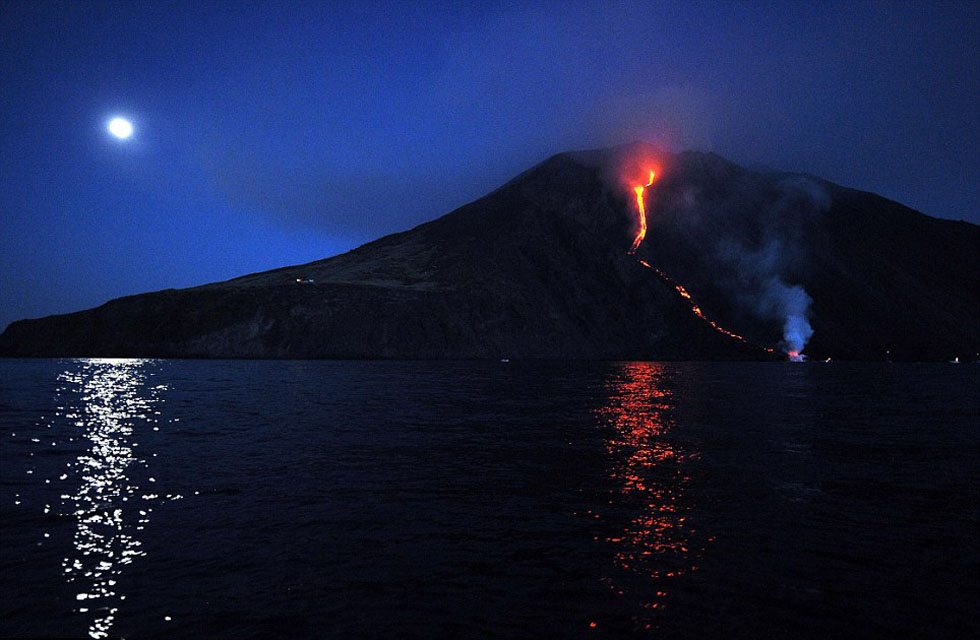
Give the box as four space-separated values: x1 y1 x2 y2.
1 1 977 329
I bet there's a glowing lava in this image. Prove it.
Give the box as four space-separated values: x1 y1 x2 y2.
627 170 776 355
628 171 656 254
637 260 773 350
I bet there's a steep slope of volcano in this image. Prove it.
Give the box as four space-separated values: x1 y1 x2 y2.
1 143 976 360
610 146 980 361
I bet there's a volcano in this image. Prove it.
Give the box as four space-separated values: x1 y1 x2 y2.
1 143 977 360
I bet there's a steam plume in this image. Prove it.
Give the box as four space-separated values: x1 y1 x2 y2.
685 172 828 359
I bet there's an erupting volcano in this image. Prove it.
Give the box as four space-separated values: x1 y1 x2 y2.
1 143 975 361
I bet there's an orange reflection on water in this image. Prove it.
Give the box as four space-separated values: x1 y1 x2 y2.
595 362 707 622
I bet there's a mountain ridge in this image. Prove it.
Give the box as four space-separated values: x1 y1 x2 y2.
2 144 976 361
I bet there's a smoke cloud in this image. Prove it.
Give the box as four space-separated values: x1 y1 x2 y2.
721 242 815 356
759 277 814 354
676 172 829 357
735 177 827 355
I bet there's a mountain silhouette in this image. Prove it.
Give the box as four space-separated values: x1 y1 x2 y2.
1 143 976 360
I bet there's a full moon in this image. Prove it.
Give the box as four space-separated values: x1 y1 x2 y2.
107 117 133 139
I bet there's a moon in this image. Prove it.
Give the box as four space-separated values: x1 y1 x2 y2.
107 117 133 140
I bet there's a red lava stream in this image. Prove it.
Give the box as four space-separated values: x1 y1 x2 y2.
627 172 775 354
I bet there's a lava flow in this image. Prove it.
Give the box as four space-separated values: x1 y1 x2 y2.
627 171 775 354
638 260 768 349
628 171 655 254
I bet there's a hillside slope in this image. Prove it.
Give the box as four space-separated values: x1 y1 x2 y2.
1 143 976 360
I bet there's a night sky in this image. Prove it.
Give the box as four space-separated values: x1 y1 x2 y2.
1 1 977 330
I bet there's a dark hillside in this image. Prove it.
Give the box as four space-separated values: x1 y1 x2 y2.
2 144 976 360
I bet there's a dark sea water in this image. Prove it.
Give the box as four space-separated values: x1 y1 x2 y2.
1 359 977 639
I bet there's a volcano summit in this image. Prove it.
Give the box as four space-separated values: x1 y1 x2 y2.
1 143 976 361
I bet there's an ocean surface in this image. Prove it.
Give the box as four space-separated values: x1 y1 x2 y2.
1 359 977 639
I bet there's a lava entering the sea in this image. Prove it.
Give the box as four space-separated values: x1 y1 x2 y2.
627 169 775 355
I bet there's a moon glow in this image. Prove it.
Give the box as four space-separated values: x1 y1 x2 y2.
108 117 133 139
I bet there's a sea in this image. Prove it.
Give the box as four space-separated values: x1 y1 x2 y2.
1 359 977 639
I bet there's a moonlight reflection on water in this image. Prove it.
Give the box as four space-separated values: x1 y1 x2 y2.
1 360 976 638
55 359 180 639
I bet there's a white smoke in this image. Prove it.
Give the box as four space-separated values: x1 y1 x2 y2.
654 161 828 358
717 237 817 347
758 277 814 356
784 314 813 354
699 175 828 358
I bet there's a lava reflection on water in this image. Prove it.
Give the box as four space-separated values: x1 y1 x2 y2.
55 358 178 639
594 363 708 625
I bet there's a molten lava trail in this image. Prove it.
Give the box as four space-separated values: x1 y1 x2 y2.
628 175 774 353
637 260 763 347
628 172 655 254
